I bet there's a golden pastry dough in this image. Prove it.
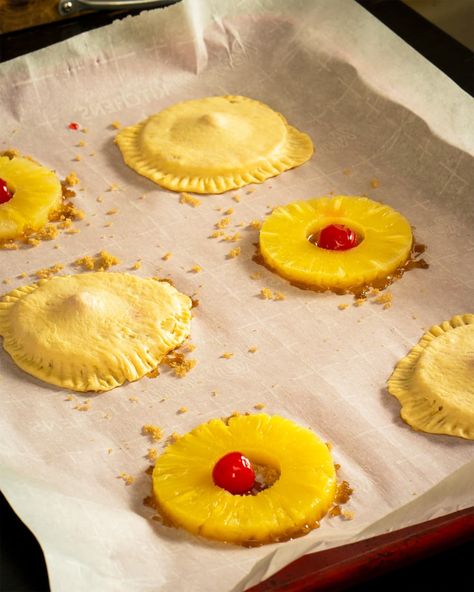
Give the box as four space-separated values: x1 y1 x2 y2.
0 273 192 392
0 155 62 240
115 96 313 194
388 314 474 439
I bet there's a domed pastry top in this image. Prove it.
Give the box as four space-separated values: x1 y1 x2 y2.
115 96 313 194
0 273 192 392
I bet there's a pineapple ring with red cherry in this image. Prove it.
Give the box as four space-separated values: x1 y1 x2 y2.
0 155 62 241
259 195 413 292
152 414 337 545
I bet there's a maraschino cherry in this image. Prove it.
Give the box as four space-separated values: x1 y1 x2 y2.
212 451 255 494
317 224 358 251
0 178 13 205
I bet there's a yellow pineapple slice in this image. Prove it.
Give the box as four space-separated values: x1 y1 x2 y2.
388 314 474 440
115 96 313 194
0 273 192 392
152 414 337 545
0 155 62 240
259 195 413 291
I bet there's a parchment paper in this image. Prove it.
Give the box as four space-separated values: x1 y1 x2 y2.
0 1 473 591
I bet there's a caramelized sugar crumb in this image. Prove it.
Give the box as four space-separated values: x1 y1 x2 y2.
118 473 135 486
216 217 231 229
146 448 159 462
248 220 262 230
33 263 64 279
248 346 258 353
64 171 80 186
335 480 353 504
254 403 266 410
227 247 241 259
209 230 225 239
73 250 121 271
162 252 172 261
163 352 197 377
338 303 349 310
370 178 380 189
189 265 202 273
221 352 234 359
177 406 188 414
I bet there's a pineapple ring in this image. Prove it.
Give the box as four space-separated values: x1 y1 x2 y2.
152 414 337 545
388 314 474 440
0 155 62 240
259 195 413 291
0 273 192 392
115 95 313 194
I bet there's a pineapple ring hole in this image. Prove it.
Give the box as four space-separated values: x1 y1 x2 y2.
307 220 365 248
245 452 281 495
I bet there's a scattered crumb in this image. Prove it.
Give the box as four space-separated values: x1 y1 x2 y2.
167 432 181 444
248 346 258 353
106 208 119 216
232 194 241 202
224 208 234 215
107 183 120 192
17 272 28 279
354 298 366 307
131 260 142 270
211 390 219 397
325 442 333 451
64 394 75 401
209 230 225 239
370 177 380 189
163 352 197 377
74 400 91 412
65 228 80 234
146 448 159 462
329 505 342 518
107 448 113 455
181 343 196 353
335 480 353 504
118 473 134 486
250 271 262 280
189 265 202 273
142 424 163 441
162 252 172 261
260 287 274 300
177 406 188 414
246 188 255 195
81 127 88 134
64 171 80 186
226 247 241 259
273 291 285 301
215 217 231 229
254 403 266 410
33 263 64 280
76 140 86 148
338 303 349 310
341 509 355 520
2 278 10 285
72 155 82 162
74 251 121 271
128 396 139 403
221 352 234 359
334 463 341 471
373 291 393 309
111 121 121 129
248 220 262 230
223 232 241 242
179 192 201 207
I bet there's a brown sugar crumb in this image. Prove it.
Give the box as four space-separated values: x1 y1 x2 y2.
189 265 202 273
1 148 20 159
162 252 172 261
33 263 64 279
2 278 10 285
142 424 163 441
248 219 262 230
64 171 80 186
74 251 121 271
107 183 120 192
106 208 119 216
211 390 219 397
0 242 19 250
325 442 333 451
248 346 258 353
221 352 234 359
177 406 188 414
334 463 341 472
260 287 274 300
58 218 73 230
354 298 366 307
335 480 353 505
107 448 113 455
223 232 241 243
226 247 241 259
250 271 262 280
96 195 104 203
74 400 91 412
224 208 234 215
179 192 201 207
163 352 197 377
373 291 393 309
131 260 142 270
118 473 135 486
370 177 380 189
215 217 231 229
341 509 355 520
209 230 225 239
329 505 342 518
111 121 122 129
76 140 86 148
36 224 59 240
254 403 266 410
338 303 349 310
232 194 241 202
181 343 196 353
146 448 159 462
72 155 82 162
343 168 352 176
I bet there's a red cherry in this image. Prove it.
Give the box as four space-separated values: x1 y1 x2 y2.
0 178 13 205
317 224 358 251
68 122 80 130
212 452 255 494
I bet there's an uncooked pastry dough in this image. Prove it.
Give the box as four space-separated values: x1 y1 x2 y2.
388 314 474 439
0 273 192 392
115 96 313 194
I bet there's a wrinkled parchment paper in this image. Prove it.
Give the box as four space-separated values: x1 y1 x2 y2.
0 1 473 590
